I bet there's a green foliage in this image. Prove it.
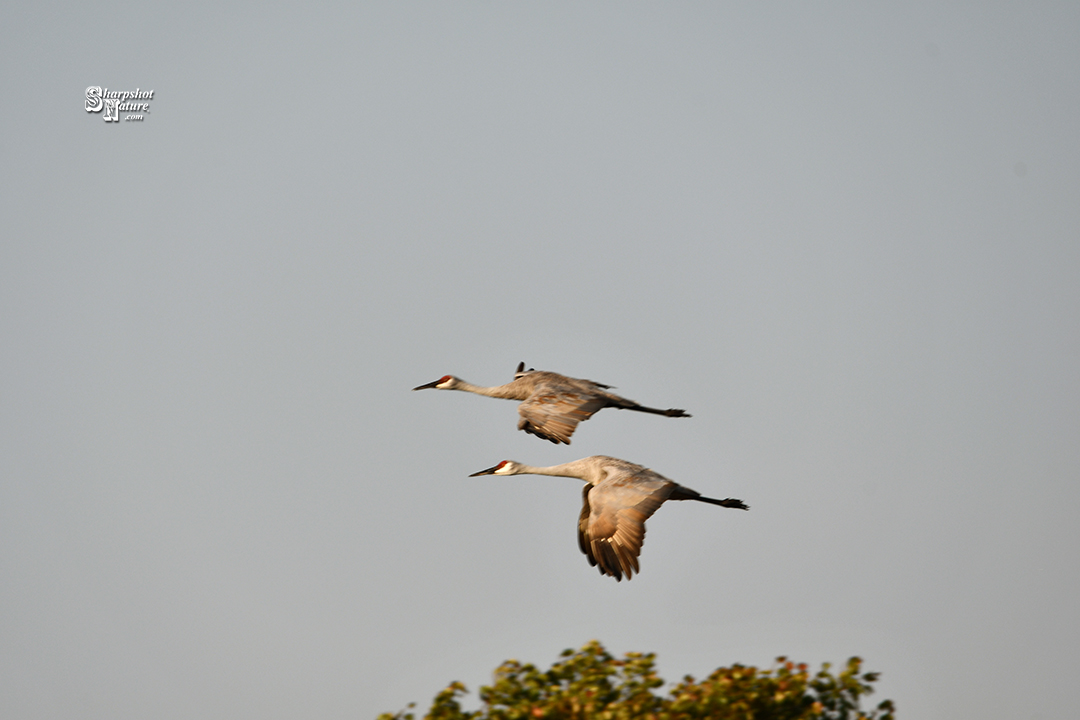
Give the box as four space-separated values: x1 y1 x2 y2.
378 641 895 720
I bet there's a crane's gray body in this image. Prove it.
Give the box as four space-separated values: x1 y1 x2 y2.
414 362 690 444
470 455 747 581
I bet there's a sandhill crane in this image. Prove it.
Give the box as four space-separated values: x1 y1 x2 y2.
469 455 747 581
413 362 691 444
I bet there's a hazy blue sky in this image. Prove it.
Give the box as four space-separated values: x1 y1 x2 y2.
2 3 1078 719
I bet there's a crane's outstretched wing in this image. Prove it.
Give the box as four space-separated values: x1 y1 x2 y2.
517 392 607 444
577 470 674 581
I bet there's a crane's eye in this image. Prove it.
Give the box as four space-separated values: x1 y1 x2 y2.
439 375 452 384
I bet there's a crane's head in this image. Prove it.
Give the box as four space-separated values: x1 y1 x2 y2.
412 375 460 391
469 460 521 477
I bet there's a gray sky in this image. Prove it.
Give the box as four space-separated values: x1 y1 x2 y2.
2 3 1078 719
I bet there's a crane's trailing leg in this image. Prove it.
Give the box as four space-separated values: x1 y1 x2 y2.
669 484 748 509
618 403 691 418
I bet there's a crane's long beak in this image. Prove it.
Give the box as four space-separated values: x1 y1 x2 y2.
412 380 441 391
468 465 500 477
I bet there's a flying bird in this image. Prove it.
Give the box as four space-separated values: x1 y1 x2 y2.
413 362 691 444
469 455 748 581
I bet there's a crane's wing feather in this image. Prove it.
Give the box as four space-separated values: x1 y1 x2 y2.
518 392 607 444
577 469 674 581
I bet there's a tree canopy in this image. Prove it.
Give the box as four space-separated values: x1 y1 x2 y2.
378 640 895 720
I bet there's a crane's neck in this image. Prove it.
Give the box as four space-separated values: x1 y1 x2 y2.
512 459 603 485
454 379 527 401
